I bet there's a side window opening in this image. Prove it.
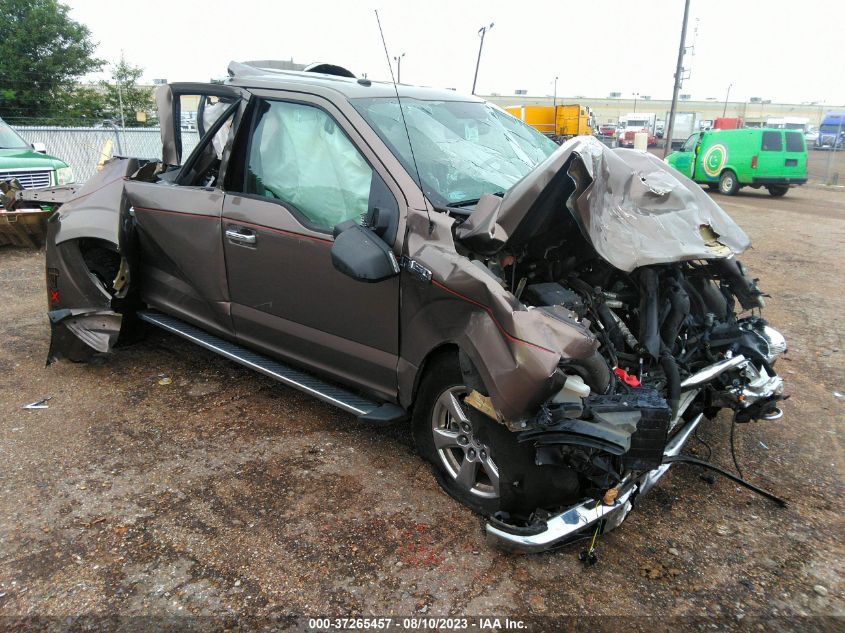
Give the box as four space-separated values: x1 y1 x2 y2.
241 100 388 234
142 88 239 186
176 101 238 188
761 131 783 151
682 133 699 152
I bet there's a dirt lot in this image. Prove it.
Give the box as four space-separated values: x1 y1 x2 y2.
1 185 843 630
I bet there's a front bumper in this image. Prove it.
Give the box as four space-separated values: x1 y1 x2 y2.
485 412 704 554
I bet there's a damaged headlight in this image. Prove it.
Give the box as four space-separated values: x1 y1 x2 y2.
56 166 75 186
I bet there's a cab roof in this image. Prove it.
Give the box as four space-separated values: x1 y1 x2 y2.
225 61 480 103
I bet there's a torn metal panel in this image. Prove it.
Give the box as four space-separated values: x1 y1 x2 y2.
401 208 599 422
52 157 139 247
49 309 122 353
453 193 508 254
155 85 179 166
493 136 751 272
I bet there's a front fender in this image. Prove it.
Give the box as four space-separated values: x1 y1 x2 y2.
399 211 598 422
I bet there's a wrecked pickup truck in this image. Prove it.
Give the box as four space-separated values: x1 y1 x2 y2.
27 61 788 554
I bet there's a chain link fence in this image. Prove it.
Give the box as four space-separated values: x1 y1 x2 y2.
12 126 199 184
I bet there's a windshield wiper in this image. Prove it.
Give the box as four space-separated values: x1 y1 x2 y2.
446 191 505 208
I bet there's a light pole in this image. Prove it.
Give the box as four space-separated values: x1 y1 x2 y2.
663 0 692 158
553 76 558 108
471 22 494 95
723 83 732 117
393 53 405 84
633 92 639 112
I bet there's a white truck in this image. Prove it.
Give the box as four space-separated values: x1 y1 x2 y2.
665 111 699 150
766 116 810 132
616 113 657 147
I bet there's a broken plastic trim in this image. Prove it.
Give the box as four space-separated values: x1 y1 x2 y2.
485 413 704 553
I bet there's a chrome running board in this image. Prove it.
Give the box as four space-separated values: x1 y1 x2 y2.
137 309 406 424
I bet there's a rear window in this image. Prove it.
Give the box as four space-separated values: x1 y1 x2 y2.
785 132 805 152
761 131 782 151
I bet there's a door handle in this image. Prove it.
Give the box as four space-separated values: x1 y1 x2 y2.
226 227 257 245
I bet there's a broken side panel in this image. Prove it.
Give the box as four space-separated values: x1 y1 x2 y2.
44 158 140 363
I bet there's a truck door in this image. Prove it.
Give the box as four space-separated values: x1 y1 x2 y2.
125 83 248 338
757 130 786 179
672 133 701 179
781 131 807 181
220 93 403 402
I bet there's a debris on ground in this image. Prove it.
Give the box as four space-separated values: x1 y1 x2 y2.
21 396 51 409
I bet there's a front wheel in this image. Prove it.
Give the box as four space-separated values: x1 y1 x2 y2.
719 170 740 195
412 356 501 515
767 185 789 197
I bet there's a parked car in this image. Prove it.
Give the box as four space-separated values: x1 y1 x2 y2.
0 117 74 201
665 128 807 196
14 62 788 553
804 126 819 145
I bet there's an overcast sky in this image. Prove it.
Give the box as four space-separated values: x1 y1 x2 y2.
65 0 843 105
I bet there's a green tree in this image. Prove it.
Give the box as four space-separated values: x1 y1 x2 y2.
99 56 155 127
0 0 103 123
54 84 108 125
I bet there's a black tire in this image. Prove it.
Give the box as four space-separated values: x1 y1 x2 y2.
412 354 502 515
767 185 789 197
718 170 740 195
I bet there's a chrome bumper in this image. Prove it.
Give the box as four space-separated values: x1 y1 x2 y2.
485 413 705 554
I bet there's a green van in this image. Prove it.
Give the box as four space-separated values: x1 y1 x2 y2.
665 128 807 196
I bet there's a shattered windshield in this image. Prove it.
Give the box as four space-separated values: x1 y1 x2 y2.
0 120 30 150
352 97 557 207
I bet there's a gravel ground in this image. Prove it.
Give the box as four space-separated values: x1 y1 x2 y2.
1 185 843 630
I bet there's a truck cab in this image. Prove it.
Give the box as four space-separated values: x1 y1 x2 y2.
816 112 845 149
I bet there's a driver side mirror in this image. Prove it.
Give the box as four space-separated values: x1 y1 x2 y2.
331 220 400 283
31 142 47 154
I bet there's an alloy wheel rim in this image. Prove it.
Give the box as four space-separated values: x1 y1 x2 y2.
430 386 500 499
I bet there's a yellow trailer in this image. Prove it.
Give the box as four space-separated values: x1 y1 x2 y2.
505 104 593 142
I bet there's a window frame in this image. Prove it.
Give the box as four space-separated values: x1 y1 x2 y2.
174 97 242 187
681 133 700 153
231 96 400 240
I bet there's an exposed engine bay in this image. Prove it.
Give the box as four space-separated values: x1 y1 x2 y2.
442 140 788 546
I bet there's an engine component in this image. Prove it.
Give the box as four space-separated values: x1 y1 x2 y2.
523 282 584 314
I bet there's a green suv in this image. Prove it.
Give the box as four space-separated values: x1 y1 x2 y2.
0 117 74 197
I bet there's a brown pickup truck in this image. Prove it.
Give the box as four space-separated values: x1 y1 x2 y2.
21 62 787 553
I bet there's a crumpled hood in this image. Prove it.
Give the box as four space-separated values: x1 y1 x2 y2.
460 136 751 273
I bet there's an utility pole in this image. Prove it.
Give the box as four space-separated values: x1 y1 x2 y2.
471 22 494 95
553 76 558 108
723 83 732 117
633 92 639 112
393 53 405 84
663 0 692 158
116 54 127 153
